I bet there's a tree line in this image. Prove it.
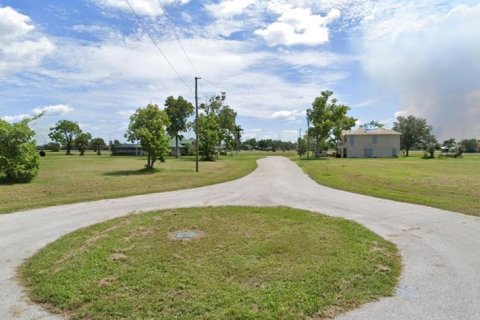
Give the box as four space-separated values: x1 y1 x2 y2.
46 92 243 170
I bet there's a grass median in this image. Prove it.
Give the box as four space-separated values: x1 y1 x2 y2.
20 206 401 319
0 152 264 214
295 153 480 216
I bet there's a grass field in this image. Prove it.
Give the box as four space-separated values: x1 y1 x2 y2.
0 151 265 214
295 153 480 216
20 206 400 320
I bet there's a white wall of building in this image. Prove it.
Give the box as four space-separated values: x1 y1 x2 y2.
346 135 400 158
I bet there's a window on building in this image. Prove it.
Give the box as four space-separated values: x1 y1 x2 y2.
372 136 378 144
349 136 355 147
364 148 373 157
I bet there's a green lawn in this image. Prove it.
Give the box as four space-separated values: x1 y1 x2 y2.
0 151 265 214
20 206 400 320
295 153 480 216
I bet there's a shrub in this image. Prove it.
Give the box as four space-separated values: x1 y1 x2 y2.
0 118 40 183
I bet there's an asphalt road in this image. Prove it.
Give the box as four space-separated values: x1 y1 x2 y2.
1 157 479 319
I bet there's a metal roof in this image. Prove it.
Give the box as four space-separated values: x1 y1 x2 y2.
342 128 401 136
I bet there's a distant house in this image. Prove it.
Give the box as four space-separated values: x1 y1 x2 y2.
169 138 193 156
111 143 145 156
338 128 401 158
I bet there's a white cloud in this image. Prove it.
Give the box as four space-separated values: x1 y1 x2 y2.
271 109 305 120
1 114 31 123
278 50 350 68
1 104 73 123
94 0 189 17
32 104 74 116
255 7 340 46
0 6 54 77
206 0 255 18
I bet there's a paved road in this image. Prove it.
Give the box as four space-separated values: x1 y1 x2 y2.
1 157 479 319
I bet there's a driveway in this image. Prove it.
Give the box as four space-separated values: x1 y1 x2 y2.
1 157 479 319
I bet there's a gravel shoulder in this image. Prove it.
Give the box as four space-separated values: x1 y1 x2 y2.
1 156 479 319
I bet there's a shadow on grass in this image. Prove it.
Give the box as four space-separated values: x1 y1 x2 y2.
298 157 330 161
103 168 161 176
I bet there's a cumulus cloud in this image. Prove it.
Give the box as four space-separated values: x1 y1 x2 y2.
94 0 189 17
1 114 31 123
1 104 73 123
0 6 54 77
360 2 480 139
33 104 74 116
271 109 305 120
255 7 340 46
206 0 255 18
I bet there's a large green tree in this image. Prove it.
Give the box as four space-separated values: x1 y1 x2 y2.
49 120 82 155
201 92 240 155
198 113 220 161
164 96 194 158
0 117 40 183
307 90 356 157
392 115 434 157
218 106 238 154
74 132 92 156
125 104 170 170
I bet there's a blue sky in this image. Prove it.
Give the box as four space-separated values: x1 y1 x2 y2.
1 0 479 143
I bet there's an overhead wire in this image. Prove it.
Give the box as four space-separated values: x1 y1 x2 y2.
162 11 201 77
124 0 193 93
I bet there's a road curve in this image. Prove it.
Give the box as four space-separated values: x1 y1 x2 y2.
1 157 479 319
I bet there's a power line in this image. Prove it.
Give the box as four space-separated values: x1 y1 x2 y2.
124 0 192 93
161 13 226 96
163 11 201 76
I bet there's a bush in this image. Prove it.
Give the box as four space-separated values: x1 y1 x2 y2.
0 119 40 183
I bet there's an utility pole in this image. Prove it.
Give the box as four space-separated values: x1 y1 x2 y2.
297 128 301 154
306 109 311 160
195 77 201 172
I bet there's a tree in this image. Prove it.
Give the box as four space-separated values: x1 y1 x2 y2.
109 139 121 152
198 113 220 161
91 138 107 155
125 104 170 170
232 124 243 155
359 120 384 129
74 132 92 156
0 116 40 183
442 138 456 149
241 138 257 150
307 90 356 157
297 137 307 157
218 106 238 154
164 96 194 158
460 138 478 153
200 92 240 155
392 115 434 157
331 105 357 146
422 134 439 159
43 142 60 152
49 120 82 155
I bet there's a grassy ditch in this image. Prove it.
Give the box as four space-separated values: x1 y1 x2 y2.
295 153 480 216
20 206 401 319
